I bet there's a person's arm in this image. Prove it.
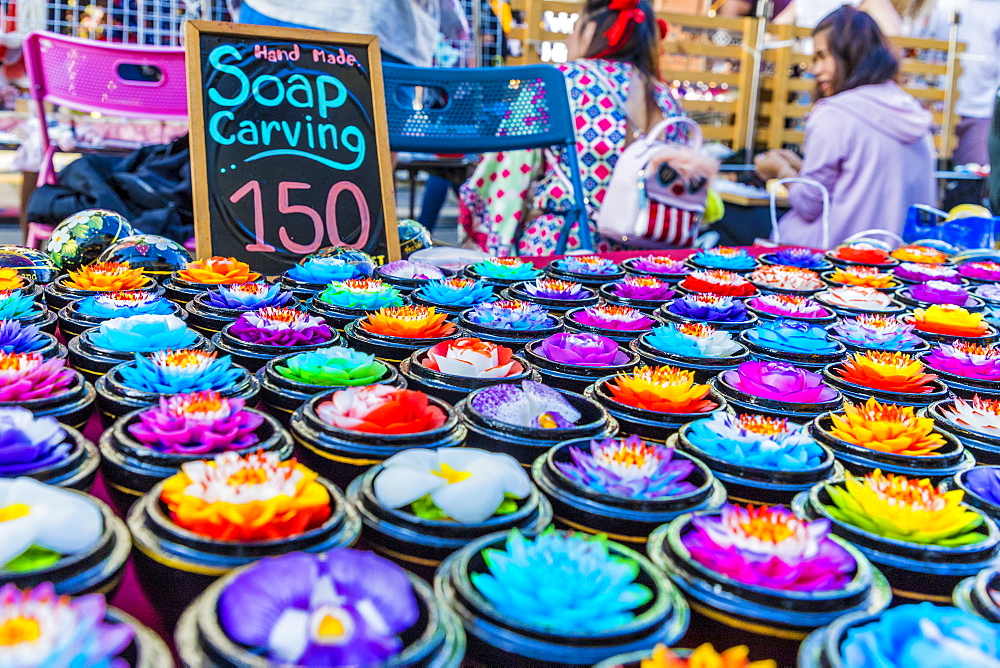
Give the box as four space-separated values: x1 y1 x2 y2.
438 0 470 40
772 0 795 24
718 0 753 17
859 0 903 36
786 106 846 222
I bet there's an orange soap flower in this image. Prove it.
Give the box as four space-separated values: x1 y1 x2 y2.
830 397 945 456
641 643 775 668
607 365 717 413
836 351 938 393
64 262 149 291
178 257 260 284
160 451 331 542
891 245 948 264
913 305 990 337
833 245 889 264
827 266 895 289
360 305 456 338
0 268 24 291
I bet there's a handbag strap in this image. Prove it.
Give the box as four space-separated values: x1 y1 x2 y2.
770 177 830 249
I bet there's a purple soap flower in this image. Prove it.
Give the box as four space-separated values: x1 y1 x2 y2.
976 284 1000 302
470 380 581 428
537 332 630 366
831 315 924 351
964 467 1000 506
556 255 619 275
128 391 263 455
0 320 45 354
611 276 675 301
769 248 826 269
924 341 1000 380
0 407 71 475
556 435 695 500
522 278 592 300
960 262 1000 281
668 295 749 322
749 294 831 319
894 262 961 284
465 300 555 331
722 360 839 403
907 280 973 306
229 307 333 346
572 306 654 331
628 255 689 275
205 282 293 310
379 260 444 280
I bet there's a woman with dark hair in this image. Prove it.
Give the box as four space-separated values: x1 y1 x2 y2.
458 0 685 255
755 6 935 248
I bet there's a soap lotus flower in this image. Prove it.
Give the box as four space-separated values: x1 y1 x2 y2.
218 550 419 666
118 349 243 394
825 470 985 546
629 255 689 274
285 257 364 283
160 451 330 541
557 255 619 275
87 313 198 353
819 286 894 310
423 338 522 378
0 477 103 571
465 299 554 331
685 413 825 470
841 602 1000 667
0 321 45 354
316 385 446 434
0 291 38 321
645 323 742 358
835 351 938 393
128 391 263 455
680 270 757 297
417 277 494 307
471 528 652 633
639 643 776 668
891 245 949 264
360 306 456 338
723 360 838 403
769 248 826 269
833 244 889 264
0 268 24 291
682 504 856 591
373 447 530 523
469 380 582 429
608 365 717 413
669 294 749 322
960 261 1000 281
828 266 896 289
572 305 655 331
830 398 945 456
611 276 676 301
831 315 923 351
0 408 70 476
745 318 840 355
908 280 973 306
522 278 592 300
0 583 134 667
749 265 824 291
555 434 696 499
318 278 404 310
0 353 75 402
471 257 541 280
977 284 1000 302
230 307 333 346
205 282 293 310
691 247 757 271
913 304 990 337
963 467 1000 506
925 341 1000 380
895 262 961 283
749 294 832 319
76 290 174 318
537 332 630 366
379 260 444 280
63 261 149 291
276 347 388 386
941 395 1000 437
178 256 259 284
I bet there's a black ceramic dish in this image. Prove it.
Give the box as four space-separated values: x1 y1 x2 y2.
621 260 691 283
399 347 536 405
562 307 655 345
544 260 625 287
376 266 456 293
3 424 100 491
12 330 65 361
739 332 847 371
10 304 58 335
952 567 1000 623
43 278 164 312
8 275 42 303
813 293 906 319
101 607 174 668
597 282 675 313
163 274 243 306
343 319 459 364
277 274 333 302
820 365 950 409
58 299 186 340
629 334 749 384
826 335 931 357
183 291 301 336
748 280 826 298
8 371 95 431
712 372 844 423
918 364 1000 400
654 305 759 333
685 255 759 275
901 317 1000 346
522 340 639 394
308 294 409 332
503 281 600 314
926 398 1000 465
67 329 213 381
457 309 563 353
211 324 341 373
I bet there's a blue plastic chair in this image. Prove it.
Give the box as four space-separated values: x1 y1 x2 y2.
382 63 592 254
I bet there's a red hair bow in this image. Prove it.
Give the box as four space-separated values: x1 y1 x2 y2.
605 0 646 48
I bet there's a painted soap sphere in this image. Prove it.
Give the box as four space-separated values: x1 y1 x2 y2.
309 246 377 275
397 218 433 257
97 234 192 281
46 209 135 272
0 245 58 283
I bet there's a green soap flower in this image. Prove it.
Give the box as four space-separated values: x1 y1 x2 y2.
276 347 388 386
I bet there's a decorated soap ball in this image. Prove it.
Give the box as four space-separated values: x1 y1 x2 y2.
0 245 58 283
46 209 134 272
97 234 192 277
309 246 377 276
397 218 433 257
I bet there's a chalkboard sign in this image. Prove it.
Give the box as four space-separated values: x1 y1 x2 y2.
185 21 400 276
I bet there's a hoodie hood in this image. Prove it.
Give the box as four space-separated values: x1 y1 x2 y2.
818 81 933 144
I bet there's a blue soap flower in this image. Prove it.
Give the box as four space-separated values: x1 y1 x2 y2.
769 248 826 269
0 320 46 354
691 247 757 271
745 318 840 355
556 255 619 275
286 257 366 283
472 258 541 280
76 291 174 318
645 323 741 358
685 412 825 470
466 300 554 331
117 349 244 394
87 314 198 353
0 290 40 320
417 278 494 307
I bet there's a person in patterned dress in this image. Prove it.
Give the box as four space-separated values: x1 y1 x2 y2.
458 0 686 256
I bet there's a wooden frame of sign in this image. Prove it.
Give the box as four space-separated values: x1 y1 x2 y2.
185 20 400 276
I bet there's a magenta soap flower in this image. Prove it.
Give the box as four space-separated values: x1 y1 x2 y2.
668 294 749 322
924 341 1000 380
229 307 333 346
681 504 855 591
722 360 839 403
0 352 75 402
611 276 676 301
523 278 592 300
0 407 71 475
749 294 832 319
127 391 263 455
379 260 445 280
894 262 961 284
960 262 1000 281
907 280 974 306
537 332 630 366
629 255 689 275
572 305 654 331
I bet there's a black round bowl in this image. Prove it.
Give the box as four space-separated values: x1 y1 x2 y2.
10 304 58 335
463 262 543 288
3 423 100 491
952 567 1000 623
921 364 1000 400
343 319 459 364
376 265 456 293
307 293 410 332
522 339 639 394
814 292 906 318
629 334 749 384
544 260 625 287
67 328 212 381
101 607 174 668
277 274 332 302
948 467 1000 525
896 290 984 313
654 305 759 332
826 334 931 357
820 271 902 293
739 331 847 371
183 291 301 337
712 372 844 423
457 309 563 353
164 274 249 306
212 324 341 374
562 307 655 345
503 281 600 314
927 398 1000 465
820 365 950 409
59 299 186 340
621 258 691 283
399 346 537 405
759 252 833 273
6 370 95 431
824 251 899 270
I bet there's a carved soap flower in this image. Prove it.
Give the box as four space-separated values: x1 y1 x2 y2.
286 257 365 283
0 408 70 476
830 398 945 456
230 308 333 346
205 282 293 311
690 247 757 271
960 261 1000 282
607 365 717 413
178 256 259 284
471 257 541 280
373 447 530 523
76 290 173 318
748 294 832 319
819 286 895 310
682 504 855 591
472 528 652 632
64 261 149 291
470 381 582 429
418 277 494 307
0 353 75 402
0 291 38 321
611 276 676 302
160 451 331 541
317 278 404 310
827 266 896 289
913 304 990 337
907 280 974 306
977 284 1000 302
0 321 45 355
680 270 756 297
749 265 824 291
117 348 243 394
723 360 838 403
745 318 840 355
87 313 198 353
831 315 924 351
316 385 446 434
835 351 937 393
668 294 749 322
685 413 825 470
523 278 592 300
423 338 522 378
360 305 456 338
556 255 619 275
0 478 102 573
942 396 1000 437
538 332 629 366
0 268 24 291
379 260 445 280
465 300 555 331
963 468 1000 507
925 341 1000 380
276 347 388 387
824 470 985 546
0 584 134 666
572 305 655 331
629 255 690 275
832 244 890 265
639 644 775 668
218 550 419 666
891 245 949 264
128 391 263 455
894 262 960 284
768 248 826 269
555 435 696 500
645 323 741 358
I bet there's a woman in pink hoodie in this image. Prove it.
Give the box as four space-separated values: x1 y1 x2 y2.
755 6 936 248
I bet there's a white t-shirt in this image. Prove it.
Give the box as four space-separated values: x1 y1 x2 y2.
795 0 862 28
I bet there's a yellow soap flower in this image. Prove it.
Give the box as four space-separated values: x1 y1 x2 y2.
913 305 989 337
641 643 776 668
0 268 24 291
828 266 895 288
